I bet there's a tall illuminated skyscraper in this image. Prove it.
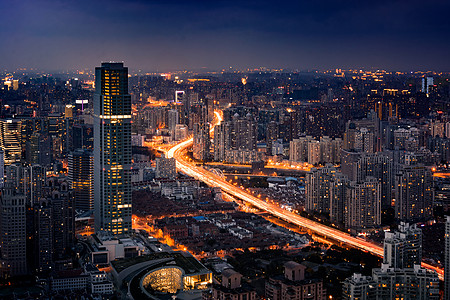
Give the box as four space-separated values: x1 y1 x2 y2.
94 62 132 235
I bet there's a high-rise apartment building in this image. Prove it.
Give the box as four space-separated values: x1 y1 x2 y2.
0 187 27 278
394 165 432 221
193 122 211 161
94 62 132 235
346 177 381 230
383 222 422 269
68 149 94 211
343 224 439 300
305 165 338 215
445 216 450 300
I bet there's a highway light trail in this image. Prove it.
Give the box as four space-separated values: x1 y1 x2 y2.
166 110 443 280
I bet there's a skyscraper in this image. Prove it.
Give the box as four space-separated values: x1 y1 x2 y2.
445 216 450 300
94 62 132 235
0 119 22 165
69 149 94 212
0 187 27 278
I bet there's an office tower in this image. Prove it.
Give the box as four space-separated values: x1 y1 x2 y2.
0 119 22 165
25 132 52 166
383 222 422 269
47 113 64 159
421 77 434 94
445 216 450 300
47 180 74 269
34 199 53 273
0 187 27 277
0 149 3 188
94 62 132 235
31 179 74 273
394 165 432 221
65 104 74 118
72 123 94 150
156 154 177 179
5 163 47 205
68 149 94 211
193 122 211 161
25 132 39 164
346 177 381 230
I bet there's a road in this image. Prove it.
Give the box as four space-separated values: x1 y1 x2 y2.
165 111 444 280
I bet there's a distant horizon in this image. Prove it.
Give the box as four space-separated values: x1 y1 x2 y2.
1 0 450 73
2 65 449 75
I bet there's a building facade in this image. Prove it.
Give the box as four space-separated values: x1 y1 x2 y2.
94 62 132 235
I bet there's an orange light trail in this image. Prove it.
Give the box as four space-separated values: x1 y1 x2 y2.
164 110 443 280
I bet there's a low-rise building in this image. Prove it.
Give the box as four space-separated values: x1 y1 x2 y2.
265 261 326 300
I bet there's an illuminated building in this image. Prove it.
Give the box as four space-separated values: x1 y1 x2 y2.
305 165 338 215
329 172 350 225
111 251 212 299
0 119 22 165
383 222 422 269
68 149 94 211
343 225 439 300
94 62 132 235
65 104 74 118
167 109 179 132
155 154 176 179
346 177 381 231
193 122 211 161
421 77 433 95
394 165 432 222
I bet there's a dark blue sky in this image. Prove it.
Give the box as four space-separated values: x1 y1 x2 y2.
1 0 449 72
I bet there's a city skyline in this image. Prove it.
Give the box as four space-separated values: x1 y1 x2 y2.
1 0 450 72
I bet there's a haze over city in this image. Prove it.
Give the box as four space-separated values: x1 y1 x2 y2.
1 0 450 72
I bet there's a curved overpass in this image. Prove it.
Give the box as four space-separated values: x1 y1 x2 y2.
166 111 443 280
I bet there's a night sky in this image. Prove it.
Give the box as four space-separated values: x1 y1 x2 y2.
1 0 450 72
